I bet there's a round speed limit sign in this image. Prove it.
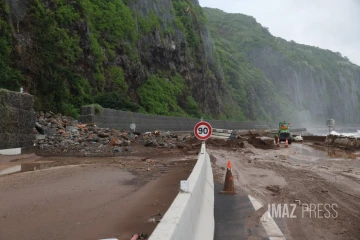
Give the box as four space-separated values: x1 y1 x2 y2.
194 121 212 140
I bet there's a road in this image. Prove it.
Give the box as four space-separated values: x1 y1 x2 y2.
210 142 360 240
1 139 360 240
0 154 195 240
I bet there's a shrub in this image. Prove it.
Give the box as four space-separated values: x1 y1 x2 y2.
137 73 187 116
95 91 140 112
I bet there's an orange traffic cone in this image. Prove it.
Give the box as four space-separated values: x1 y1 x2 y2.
131 234 139 240
277 137 280 147
285 138 289 148
220 160 236 194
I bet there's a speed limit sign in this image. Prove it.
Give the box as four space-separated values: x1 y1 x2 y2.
194 121 212 140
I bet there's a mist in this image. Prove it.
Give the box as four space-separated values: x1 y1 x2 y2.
199 0 360 65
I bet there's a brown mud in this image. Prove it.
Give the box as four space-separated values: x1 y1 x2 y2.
0 149 196 240
209 142 360 240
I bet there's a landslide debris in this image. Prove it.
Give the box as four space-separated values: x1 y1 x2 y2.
33 112 257 156
34 112 190 155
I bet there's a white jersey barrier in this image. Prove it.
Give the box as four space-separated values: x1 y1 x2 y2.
149 142 214 240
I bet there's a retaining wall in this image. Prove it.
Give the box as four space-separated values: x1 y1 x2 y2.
79 106 267 132
0 89 35 150
148 143 214 240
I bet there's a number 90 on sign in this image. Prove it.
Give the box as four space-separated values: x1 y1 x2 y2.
194 121 212 140
198 126 209 135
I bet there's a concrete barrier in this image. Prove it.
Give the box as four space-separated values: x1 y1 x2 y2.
148 143 214 240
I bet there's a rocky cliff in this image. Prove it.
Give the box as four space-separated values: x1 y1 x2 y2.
205 8 360 124
1 1 359 123
1 0 231 118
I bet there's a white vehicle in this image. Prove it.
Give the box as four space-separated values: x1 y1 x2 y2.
293 135 303 142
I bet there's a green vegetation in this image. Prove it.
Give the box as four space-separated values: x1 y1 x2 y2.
94 91 142 112
0 0 209 119
80 0 137 58
85 103 103 115
184 96 201 118
172 0 201 49
137 73 201 117
138 10 161 34
4 0 139 118
204 8 291 121
1 0 359 122
204 7 360 122
0 0 23 91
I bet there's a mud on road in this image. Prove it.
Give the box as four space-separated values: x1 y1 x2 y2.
0 149 196 240
209 142 360 240
2 135 360 240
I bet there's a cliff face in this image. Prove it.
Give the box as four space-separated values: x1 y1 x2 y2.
1 1 359 123
1 0 229 118
128 0 226 117
205 8 360 124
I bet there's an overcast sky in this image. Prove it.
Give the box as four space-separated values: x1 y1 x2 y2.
199 0 360 65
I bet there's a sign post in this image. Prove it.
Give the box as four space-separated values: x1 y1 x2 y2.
194 121 212 141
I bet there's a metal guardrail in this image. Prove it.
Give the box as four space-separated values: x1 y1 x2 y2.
269 128 307 133
211 128 235 140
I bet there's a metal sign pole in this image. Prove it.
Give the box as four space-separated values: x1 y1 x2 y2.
201 117 204 150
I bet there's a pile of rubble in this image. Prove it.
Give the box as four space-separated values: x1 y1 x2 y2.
34 112 187 155
141 130 182 148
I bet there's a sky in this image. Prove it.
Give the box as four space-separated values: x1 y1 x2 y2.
199 0 360 66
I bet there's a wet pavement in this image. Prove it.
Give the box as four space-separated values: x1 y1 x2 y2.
211 141 360 240
214 183 270 239
0 156 195 240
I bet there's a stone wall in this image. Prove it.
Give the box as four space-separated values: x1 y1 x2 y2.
0 89 35 149
79 106 267 132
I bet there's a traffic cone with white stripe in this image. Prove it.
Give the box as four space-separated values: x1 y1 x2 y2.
285 138 289 148
220 160 236 194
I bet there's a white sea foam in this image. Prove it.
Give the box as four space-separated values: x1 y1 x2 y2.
330 130 360 137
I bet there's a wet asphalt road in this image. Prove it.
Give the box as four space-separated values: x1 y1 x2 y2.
214 183 270 240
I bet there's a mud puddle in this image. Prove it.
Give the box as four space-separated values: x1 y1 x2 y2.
0 165 21 176
0 161 56 177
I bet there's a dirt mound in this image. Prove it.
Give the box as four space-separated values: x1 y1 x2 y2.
248 135 275 149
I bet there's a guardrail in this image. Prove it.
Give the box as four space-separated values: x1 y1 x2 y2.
269 128 307 134
148 142 214 240
211 128 234 140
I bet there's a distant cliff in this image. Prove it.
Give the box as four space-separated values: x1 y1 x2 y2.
205 8 360 123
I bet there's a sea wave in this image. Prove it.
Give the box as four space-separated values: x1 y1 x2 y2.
330 130 360 137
